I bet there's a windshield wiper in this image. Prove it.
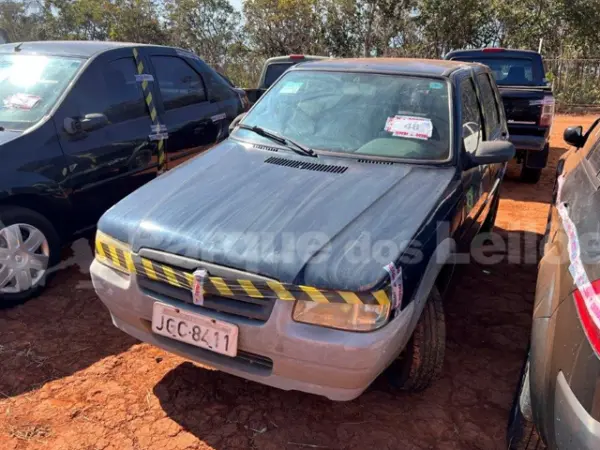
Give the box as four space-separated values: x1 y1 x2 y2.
238 124 316 157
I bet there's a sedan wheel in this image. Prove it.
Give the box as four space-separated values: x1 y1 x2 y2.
0 223 51 294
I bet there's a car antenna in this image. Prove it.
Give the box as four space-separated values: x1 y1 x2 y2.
14 42 23 52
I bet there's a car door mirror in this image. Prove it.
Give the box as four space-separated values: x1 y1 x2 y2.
564 126 585 148
229 113 246 135
64 113 109 135
466 141 515 168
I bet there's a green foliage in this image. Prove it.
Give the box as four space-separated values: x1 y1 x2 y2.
2 0 600 102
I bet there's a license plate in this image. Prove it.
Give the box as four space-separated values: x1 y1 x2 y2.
151 303 239 357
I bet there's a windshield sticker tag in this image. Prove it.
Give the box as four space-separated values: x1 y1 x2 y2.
385 115 433 140
135 74 154 82
192 269 207 306
429 82 444 89
3 93 41 110
211 113 226 122
383 262 403 310
280 81 303 94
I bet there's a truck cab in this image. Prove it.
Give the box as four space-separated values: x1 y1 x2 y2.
245 54 328 104
445 48 555 183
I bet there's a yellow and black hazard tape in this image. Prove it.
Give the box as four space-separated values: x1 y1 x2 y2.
96 240 390 306
132 48 166 174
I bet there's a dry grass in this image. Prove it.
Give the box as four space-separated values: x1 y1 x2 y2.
9 424 51 442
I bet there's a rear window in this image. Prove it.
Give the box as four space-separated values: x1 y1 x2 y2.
452 56 544 87
263 63 295 88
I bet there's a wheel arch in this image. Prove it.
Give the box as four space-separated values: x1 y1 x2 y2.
0 194 73 241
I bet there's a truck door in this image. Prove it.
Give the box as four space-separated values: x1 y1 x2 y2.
474 71 508 225
457 75 487 246
53 48 159 231
143 49 223 169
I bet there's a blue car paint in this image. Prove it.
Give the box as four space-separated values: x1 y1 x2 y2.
98 139 457 293
97 58 510 308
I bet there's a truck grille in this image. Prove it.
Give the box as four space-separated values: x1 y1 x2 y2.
135 251 277 323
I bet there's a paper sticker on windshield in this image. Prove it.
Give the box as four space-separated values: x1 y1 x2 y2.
429 82 444 89
3 93 41 110
280 81 303 94
385 115 433 140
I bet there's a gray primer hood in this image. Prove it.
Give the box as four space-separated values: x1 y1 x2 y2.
99 140 455 291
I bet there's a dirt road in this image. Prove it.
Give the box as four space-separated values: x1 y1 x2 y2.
1 115 596 450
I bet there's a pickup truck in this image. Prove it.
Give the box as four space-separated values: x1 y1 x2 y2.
91 57 514 401
244 54 327 105
445 48 555 183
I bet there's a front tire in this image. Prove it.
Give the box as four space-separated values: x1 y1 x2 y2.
388 286 446 392
0 206 61 308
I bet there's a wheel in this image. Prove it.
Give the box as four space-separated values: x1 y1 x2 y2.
0 206 61 307
507 358 546 449
481 191 500 233
388 286 445 392
521 166 542 184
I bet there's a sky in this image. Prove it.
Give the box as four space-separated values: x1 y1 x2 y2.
230 0 243 11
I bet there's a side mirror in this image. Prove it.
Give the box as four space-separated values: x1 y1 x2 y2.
564 126 585 148
467 141 515 168
229 113 246 135
64 113 109 135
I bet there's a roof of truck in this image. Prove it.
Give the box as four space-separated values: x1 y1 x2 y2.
292 57 475 77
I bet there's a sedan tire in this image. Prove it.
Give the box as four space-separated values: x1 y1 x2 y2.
0 206 61 308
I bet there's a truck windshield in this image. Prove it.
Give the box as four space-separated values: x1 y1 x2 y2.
235 70 451 161
453 56 543 86
0 54 83 131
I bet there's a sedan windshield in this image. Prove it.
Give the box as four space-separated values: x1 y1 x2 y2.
234 70 451 161
0 54 83 130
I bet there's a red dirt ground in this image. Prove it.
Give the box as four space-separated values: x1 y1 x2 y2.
0 115 597 450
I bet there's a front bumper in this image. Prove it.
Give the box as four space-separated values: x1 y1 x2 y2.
91 259 416 401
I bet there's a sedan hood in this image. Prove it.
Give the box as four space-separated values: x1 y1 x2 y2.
0 130 23 146
100 140 455 291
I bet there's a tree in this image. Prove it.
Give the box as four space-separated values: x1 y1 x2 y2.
166 0 241 70
108 0 167 44
243 0 326 57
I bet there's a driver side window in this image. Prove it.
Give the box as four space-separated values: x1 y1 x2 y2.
460 78 482 154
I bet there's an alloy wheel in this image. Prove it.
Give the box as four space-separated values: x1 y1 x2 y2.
0 223 50 295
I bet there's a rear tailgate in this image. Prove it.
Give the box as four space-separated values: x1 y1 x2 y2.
499 86 549 131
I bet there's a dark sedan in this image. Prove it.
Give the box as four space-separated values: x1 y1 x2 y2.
91 58 514 400
0 41 246 305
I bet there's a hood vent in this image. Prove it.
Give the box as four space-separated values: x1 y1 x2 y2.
253 144 280 153
357 159 395 165
264 156 348 174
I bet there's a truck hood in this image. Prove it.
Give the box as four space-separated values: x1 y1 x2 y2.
99 140 455 291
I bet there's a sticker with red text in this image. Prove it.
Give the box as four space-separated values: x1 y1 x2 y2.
384 115 433 140
3 93 41 110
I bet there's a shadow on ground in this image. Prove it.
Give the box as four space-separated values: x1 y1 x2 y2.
0 237 137 398
154 227 542 450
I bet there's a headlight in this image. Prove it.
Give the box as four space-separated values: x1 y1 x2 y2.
292 299 391 332
95 231 134 274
